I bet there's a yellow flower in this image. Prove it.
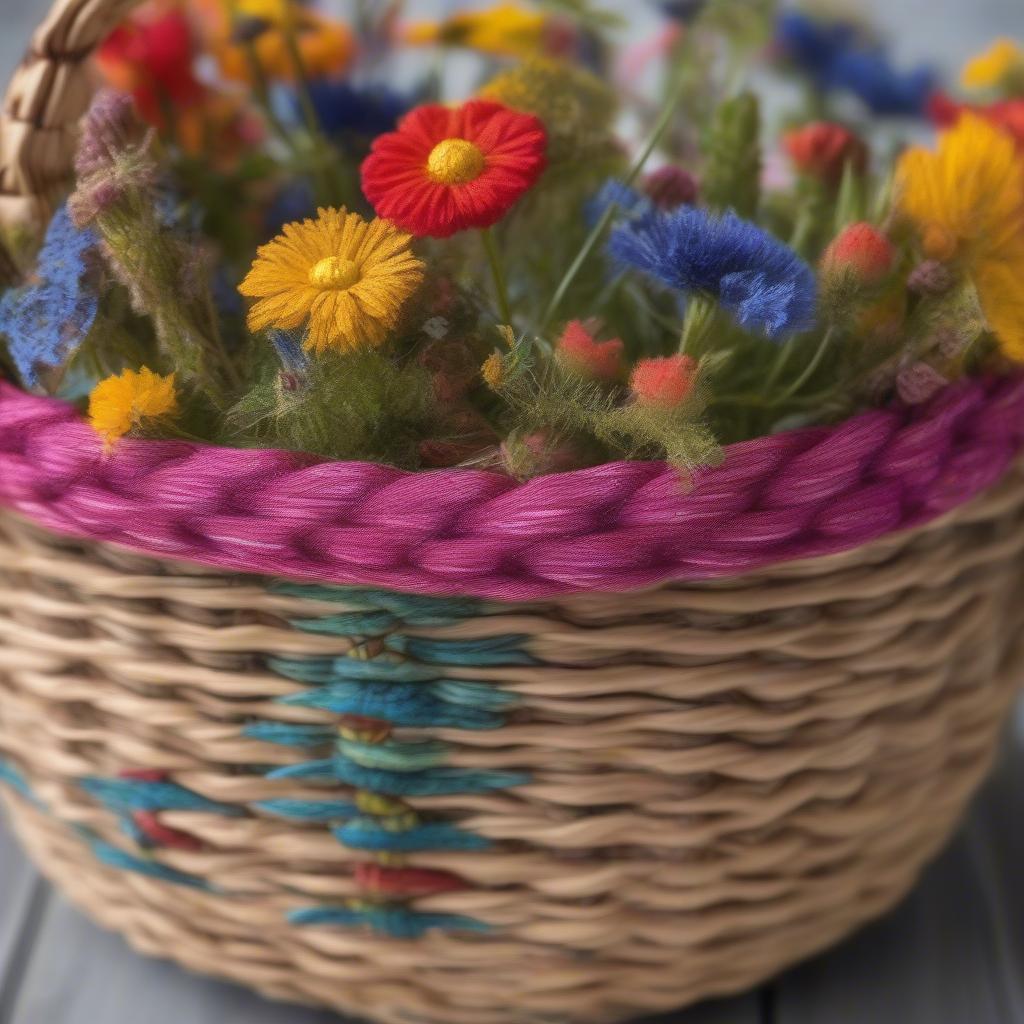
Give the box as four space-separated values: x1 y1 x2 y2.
898 114 1024 358
89 368 178 447
235 0 290 24
481 351 505 390
961 38 1024 90
239 208 425 353
217 9 354 82
404 4 546 58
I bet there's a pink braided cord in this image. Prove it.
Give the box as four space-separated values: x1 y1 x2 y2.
1 377 1023 600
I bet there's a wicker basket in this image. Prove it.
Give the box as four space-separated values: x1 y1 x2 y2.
2 4 1024 1023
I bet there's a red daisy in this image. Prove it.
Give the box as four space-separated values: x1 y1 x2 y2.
360 99 547 239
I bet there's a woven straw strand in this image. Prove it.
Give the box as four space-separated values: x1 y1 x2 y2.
0 0 143 224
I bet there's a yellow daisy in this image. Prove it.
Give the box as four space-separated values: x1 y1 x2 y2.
404 4 546 58
239 208 425 353
961 38 1024 91
897 114 1024 358
89 368 178 447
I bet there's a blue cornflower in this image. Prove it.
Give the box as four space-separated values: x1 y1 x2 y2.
608 207 817 339
296 80 413 141
0 206 99 387
584 179 652 228
774 11 937 118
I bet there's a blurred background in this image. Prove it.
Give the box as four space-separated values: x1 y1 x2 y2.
1 0 1022 87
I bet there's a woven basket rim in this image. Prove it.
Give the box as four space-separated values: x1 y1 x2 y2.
2 375 1024 599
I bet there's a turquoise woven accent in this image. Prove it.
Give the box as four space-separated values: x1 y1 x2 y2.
289 905 490 939
385 633 536 666
90 838 211 889
244 722 334 747
267 756 528 795
81 777 245 816
0 757 35 803
257 798 360 821
269 652 440 684
336 736 448 772
273 583 483 626
0 761 210 891
333 819 490 852
277 679 513 730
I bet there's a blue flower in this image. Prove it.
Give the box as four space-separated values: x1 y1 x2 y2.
0 206 99 387
297 80 413 141
774 11 937 118
270 329 311 374
585 179 652 228
608 207 817 339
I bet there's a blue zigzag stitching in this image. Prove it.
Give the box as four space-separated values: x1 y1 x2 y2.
254 583 533 938
0 758 212 890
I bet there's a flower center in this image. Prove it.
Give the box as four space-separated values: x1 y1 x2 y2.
427 138 486 185
309 256 361 291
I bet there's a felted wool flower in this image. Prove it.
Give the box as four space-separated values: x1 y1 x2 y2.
784 122 868 186
930 93 1024 149
239 207 425 353
556 321 624 382
642 166 699 210
404 4 547 58
0 206 99 388
961 39 1024 91
216 9 354 83
299 80 413 141
821 223 895 285
97 9 205 125
630 355 698 408
88 367 178 447
609 207 817 339
898 114 1024 358
361 100 547 239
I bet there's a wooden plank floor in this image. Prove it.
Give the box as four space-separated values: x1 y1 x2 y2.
1 714 1022 1024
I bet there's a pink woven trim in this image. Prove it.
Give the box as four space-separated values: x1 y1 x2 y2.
1 376 1023 600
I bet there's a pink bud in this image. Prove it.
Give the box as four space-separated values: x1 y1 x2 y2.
897 362 947 405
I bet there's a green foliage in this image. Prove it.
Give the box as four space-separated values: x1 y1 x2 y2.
702 92 762 219
225 344 439 467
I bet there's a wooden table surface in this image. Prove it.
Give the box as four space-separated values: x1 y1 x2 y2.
1 1 1023 1022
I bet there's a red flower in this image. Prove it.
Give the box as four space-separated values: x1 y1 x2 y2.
556 320 624 382
821 223 895 284
783 122 868 186
361 100 547 238
98 11 204 126
630 355 698 409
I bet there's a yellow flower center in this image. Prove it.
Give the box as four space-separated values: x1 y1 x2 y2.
427 138 485 185
309 255 361 291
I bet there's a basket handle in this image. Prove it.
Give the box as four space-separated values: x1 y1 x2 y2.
0 0 143 227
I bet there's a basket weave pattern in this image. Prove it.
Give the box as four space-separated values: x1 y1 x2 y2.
2 2 1024 1022
2 462 1024 1022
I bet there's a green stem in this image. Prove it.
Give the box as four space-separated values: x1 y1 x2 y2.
773 327 836 404
538 72 691 334
482 227 513 326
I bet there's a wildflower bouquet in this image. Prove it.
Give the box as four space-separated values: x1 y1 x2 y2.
1 0 1023 485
